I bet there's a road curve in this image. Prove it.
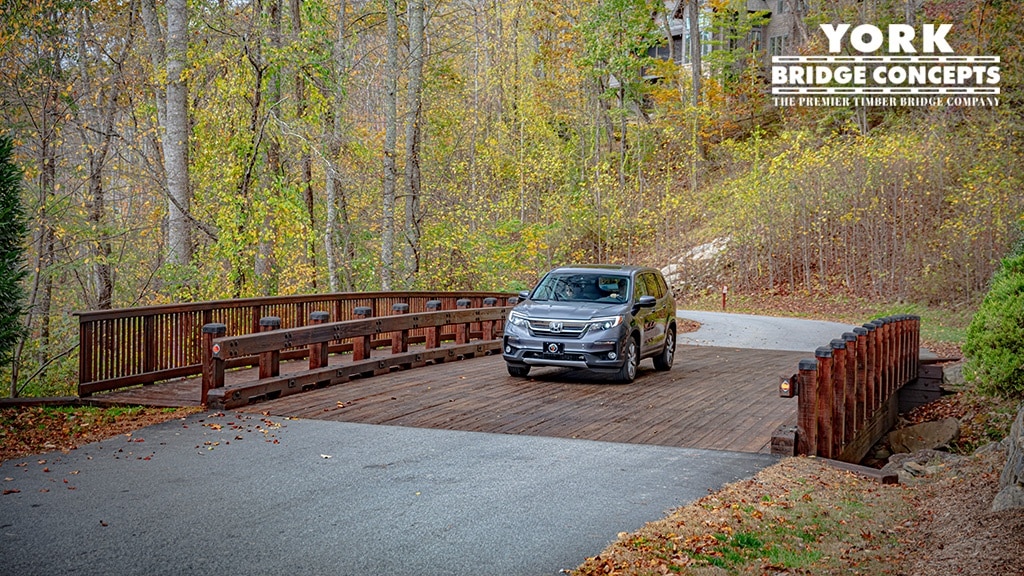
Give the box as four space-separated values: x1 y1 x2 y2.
677 310 857 353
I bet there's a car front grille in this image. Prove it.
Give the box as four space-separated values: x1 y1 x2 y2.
526 319 589 338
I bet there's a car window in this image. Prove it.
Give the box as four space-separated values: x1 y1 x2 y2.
532 272 629 303
655 272 670 297
643 273 663 299
634 274 650 300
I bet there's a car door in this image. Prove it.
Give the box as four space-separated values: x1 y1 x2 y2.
636 272 666 357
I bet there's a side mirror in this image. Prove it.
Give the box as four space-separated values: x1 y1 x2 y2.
518 290 531 300
638 295 657 308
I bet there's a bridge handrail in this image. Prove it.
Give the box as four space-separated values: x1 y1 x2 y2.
76 291 514 396
203 305 512 408
774 314 920 463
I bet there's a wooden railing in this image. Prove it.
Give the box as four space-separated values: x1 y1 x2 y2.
202 303 511 409
76 291 512 397
772 315 920 463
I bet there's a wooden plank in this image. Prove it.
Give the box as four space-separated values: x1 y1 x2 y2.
239 346 803 454
213 307 510 358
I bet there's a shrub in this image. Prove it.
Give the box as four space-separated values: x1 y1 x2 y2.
963 240 1024 398
0 135 28 370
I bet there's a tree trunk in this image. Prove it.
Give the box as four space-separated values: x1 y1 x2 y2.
256 0 283 296
325 0 354 293
163 0 193 269
380 0 398 291
292 0 317 291
688 0 703 190
76 8 117 309
402 0 425 287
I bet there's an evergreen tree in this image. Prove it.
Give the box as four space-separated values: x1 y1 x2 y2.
0 135 28 373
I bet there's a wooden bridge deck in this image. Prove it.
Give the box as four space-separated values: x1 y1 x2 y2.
92 345 803 453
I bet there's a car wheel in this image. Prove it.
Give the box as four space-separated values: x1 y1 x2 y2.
653 326 676 371
616 336 639 383
507 363 531 378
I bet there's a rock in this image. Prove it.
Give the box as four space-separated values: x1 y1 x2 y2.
992 485 1024 511
993 403 1024 511
943 362 965 387
880 449 963 480
888 418 961 453
903 461 928 477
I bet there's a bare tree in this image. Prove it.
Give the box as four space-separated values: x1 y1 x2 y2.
325 0 355 292
142 0 193 271
381 0 398 290
402 0 426 286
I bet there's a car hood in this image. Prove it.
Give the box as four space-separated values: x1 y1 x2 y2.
513 300 627 320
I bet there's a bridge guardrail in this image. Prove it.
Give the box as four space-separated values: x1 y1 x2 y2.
772 315 920 463
75 291 514 397
204 304 512 409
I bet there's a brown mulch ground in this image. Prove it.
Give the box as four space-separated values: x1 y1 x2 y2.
0 405 201 463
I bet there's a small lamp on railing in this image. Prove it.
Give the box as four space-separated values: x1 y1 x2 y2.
779 373 798 398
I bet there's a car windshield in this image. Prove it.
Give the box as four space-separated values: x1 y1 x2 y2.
531 272 630 303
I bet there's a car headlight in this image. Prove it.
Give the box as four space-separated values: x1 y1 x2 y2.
589 315 623 331
508 310 530 328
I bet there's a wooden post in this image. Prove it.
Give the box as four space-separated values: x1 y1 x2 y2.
258 316 281 379
869 320 885 406
456 298 471 345
482 297 498 340
425 300 443 349
814 346 834 459
910 314 921 386
830 339 847 457
872 319 887 401
796 358 818 456
201 323 227 405
353 306 372 361
842 332 858 440
391 303 410 354
861 323 877 414
308 311 330 370
853 327 869 433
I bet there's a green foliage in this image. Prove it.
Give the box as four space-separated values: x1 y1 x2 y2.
964 241 1024 398
0 135 27 369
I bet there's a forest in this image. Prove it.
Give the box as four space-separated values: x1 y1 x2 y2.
1 0 1022 396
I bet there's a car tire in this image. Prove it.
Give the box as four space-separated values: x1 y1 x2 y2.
507 363 531 378
653 326 675 371
616 336 639 383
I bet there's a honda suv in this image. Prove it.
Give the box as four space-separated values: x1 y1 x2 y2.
502 265 677 382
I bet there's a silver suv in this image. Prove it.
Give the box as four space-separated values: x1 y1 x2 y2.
502 265 677 382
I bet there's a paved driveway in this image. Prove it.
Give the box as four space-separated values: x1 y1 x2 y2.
1 414 776 576
678 310 856 352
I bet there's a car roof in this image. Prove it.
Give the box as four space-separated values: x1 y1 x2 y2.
545 264 654 276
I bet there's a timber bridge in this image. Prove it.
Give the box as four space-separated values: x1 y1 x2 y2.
75 291 931 462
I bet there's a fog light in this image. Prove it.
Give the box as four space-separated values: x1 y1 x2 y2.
607 351 617 360
505 345 512 354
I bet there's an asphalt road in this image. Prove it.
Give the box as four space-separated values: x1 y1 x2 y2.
1 311 847 576
1 414 776 576
677 310 857 353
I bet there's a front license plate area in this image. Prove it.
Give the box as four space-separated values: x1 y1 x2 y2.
542 342 564 357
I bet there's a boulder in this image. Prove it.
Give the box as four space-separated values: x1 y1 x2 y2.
993 404 1024 512
888 418 961 454
880 449 963 485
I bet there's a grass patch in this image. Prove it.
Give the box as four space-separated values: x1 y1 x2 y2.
573 457 920 575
